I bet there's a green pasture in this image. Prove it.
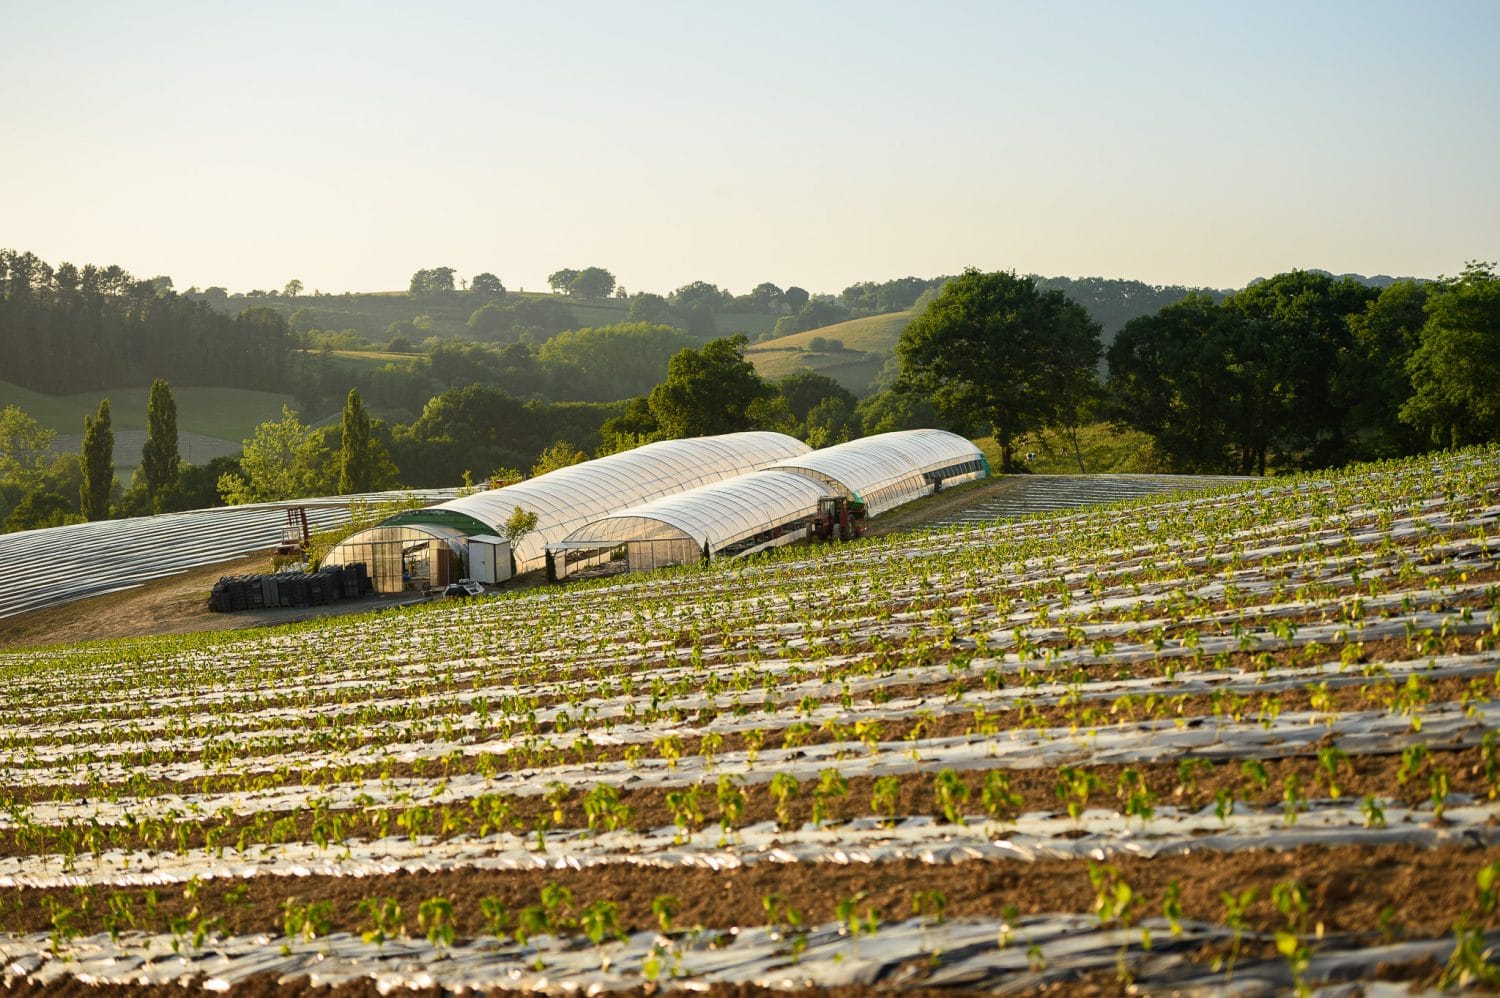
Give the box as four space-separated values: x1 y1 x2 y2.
0 380 297 446
746 310 913 393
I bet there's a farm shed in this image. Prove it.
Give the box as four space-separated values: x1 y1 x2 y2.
765 428 987 515
320 431 809 590
551 470 840 574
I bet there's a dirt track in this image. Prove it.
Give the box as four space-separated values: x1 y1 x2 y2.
0 552 422 651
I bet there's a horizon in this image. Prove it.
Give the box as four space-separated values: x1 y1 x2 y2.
3 1 1496 297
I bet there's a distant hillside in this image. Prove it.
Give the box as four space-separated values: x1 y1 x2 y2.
196 290 780 345
1248 269 1429 290
0 380 296 472
746 311 914 394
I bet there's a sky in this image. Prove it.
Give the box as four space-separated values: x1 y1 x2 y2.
2 1 1497 297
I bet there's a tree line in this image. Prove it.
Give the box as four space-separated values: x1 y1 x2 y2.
0 250 294 394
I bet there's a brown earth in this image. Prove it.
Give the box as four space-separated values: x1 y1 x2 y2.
4 844 1495 946
0 553 429 652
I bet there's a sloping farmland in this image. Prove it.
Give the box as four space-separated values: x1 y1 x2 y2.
0 446 1497 993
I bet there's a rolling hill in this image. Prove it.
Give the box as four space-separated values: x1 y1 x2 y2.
0 380 296 472
202 291 782 345
746 310 914 393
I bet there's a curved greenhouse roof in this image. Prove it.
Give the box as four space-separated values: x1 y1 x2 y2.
557 470 839 560
413 431 809 573
765 428 987 515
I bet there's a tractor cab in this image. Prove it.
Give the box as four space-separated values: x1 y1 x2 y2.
813 496 866 542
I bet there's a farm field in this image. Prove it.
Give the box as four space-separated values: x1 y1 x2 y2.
1 447 1498 992
0 381 296 472
746 311 914 393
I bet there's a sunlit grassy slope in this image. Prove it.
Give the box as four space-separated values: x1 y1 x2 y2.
0 381 298 471
974 422 1163 474
0 381 297 440
746 311 914 393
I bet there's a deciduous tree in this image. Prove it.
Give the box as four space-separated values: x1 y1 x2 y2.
647 335 776 438
896 268 1101 472
1401 262 1500 448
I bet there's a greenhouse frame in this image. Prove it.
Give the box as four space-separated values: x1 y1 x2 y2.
319 431 810 591
766 428 987 516
551 470 840 574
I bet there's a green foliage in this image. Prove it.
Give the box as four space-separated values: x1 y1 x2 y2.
537 322 693 402
216 405 326 504
777 369 856 424
79 398 113 521
336 388 396 494
550 267 616 299
1401 262 1500 448
647 335 779 438
140 379 181 512
470 272 506 300
409 267 456 296
502 506 539 545
897 268 1101 471
0 250 294 396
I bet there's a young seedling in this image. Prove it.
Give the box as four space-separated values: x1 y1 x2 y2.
716 774 746 845
979 769 1023 828
1215 887 1258 982
418 896 455 949
665 784 704 842
812 768 848 827
768 772 799 829
933 768 969 825
870 775 902 826
479 896 509 942
357 897 404 947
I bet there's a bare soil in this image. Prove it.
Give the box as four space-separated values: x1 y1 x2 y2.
4 844 1494 946
0 553 427 652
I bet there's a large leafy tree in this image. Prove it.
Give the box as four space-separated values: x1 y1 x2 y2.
470 272 505 299
647 335 778 438
140 378 179 512
569 267 616 299
408 267 457 296
895 268 1101 471
1223 271 1376 469
1338 280 1431 458
0 404 55 487
80 398 113 521
1401 262 1500 448
1107 294 1241 472
217 406 327 504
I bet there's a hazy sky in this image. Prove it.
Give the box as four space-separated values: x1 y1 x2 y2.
3 1 1496 296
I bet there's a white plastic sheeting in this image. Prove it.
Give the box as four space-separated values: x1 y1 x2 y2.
0 489 460 620
554 470 839 567
2 917 1483 993
384 432 810 573
764 428 986 515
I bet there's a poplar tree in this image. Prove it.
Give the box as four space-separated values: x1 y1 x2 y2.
338 388 373 494
80 398 113 521
141 378 179 511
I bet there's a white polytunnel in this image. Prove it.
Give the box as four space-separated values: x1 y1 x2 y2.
764 428 988 516
553 470 841 573
320 431 810 591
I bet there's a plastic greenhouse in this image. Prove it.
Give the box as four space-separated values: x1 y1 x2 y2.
319 431 809 590
765 428 987 516
551 470 840 574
